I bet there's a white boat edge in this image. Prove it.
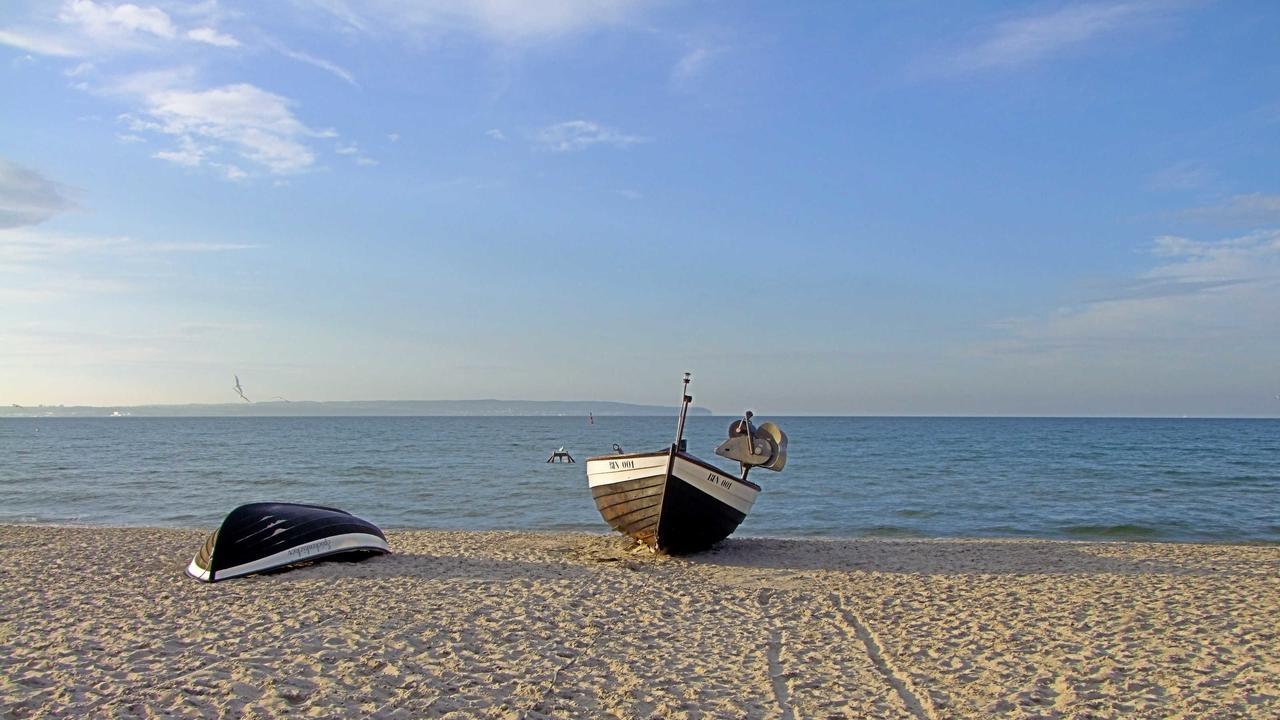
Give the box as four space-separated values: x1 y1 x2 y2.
186 532 390 583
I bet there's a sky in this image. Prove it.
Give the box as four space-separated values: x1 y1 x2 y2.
1 1 1278 416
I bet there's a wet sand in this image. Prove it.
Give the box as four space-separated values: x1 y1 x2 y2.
2 525 1277 718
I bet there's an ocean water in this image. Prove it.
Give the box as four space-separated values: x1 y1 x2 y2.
1 416 1277 543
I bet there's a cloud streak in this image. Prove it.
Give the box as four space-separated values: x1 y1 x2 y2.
0 223 258 306
0 226 257 266
305 0 648 42
0 28 80 56
948 1 1173 73
982 229 1280 359
535 120 647 152
670 38 725 91
1185 193 1280 226
270 41 358 86
0 159 78 229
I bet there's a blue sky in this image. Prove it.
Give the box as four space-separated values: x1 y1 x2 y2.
2 1 1278 415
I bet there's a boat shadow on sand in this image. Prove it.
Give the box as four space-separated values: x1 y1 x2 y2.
671 536 1257 578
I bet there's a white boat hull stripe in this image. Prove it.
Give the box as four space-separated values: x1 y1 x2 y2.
187 532 390 582
586 454 669 487
671 456 758 515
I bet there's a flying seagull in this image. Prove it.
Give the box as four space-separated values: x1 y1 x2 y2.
233 375 250 402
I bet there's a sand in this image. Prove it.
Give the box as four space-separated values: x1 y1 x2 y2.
1 526 1277 719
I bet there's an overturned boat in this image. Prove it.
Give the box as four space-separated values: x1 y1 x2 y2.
586 374 787 554
187 502 390 582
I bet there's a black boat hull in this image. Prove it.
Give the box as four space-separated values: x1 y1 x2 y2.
187 502 390 582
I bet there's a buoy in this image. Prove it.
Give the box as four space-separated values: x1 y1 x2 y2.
546 447 575 463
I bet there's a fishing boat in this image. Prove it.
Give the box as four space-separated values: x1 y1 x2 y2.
585 374 787 554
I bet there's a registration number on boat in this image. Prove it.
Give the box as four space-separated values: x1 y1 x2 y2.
607 460 635 470
706 472 732 490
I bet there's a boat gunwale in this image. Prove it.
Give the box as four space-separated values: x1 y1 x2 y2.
587 448 764 492
673 450 762 491
584 449 670 463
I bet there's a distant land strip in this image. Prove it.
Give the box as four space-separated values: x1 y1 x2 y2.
0 400 712 418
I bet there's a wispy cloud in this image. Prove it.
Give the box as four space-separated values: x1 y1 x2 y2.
1 226 257 265
186 27 240 48
0 222 258 305
0 228 126 267
335 142 377 165
146 241 257 252
2 5 343 181
979 229 1280 359
0 322 263 371
151 134 209 167
61 0 177 41
0 0 177 57
0 28 80 57
1185 193 1280 226
1146 161 1212 192
269 41 358 86
218 163 248 181
671 45 711 86
303 0 648 42
0 273 135 305
0 1 239 57
485 128 507 141
0 158 78 229
535 120 647 152
670 38 726 91
116 73 338 175
947 1 1174 73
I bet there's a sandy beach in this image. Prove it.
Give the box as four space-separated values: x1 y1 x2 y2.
2 526 1277 719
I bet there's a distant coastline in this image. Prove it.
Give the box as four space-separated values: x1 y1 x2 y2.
0 400 712 418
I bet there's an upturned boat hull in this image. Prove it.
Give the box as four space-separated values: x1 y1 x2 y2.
187 502 390 582
586 447 760 554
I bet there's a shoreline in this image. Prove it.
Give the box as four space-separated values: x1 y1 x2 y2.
4 520 1279 547
3 525 1278 718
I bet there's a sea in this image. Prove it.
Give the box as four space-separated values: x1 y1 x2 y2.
1 416 1277 543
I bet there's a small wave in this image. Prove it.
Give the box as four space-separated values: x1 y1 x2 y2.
1060 523 1163 539
859 525 927 538
894 508 939 519
973 525 1030 536
338 465 402 480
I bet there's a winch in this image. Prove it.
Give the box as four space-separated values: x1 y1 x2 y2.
714 411 787 474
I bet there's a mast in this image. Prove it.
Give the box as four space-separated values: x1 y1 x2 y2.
739 411 755 483
673 372 692 450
